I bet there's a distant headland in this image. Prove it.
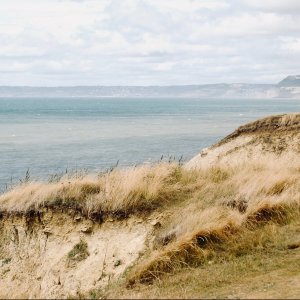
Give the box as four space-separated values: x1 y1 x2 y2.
0 75 300 98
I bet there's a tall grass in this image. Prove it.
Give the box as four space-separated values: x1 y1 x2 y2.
125 155 300 284
0 153 299 284
0 163 186 218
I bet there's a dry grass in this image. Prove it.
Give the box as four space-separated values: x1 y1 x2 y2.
124 155 300 285
107 234 300 299
0 143 300 291
280 113 300 126
0 163 186 219
103 211 300 299
223 113 300 142
128 204 299 286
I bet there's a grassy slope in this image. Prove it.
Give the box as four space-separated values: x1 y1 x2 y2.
106 221 300 299
76 212 300 299
2 156 298 299
108 246 300 299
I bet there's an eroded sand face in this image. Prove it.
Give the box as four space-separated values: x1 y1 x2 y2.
0 211 153 299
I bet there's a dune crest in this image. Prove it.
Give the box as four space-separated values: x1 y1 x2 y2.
186 113 300 169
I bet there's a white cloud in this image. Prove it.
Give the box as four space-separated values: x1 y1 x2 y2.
0 0 299 85
186 12 299 41
280 37 300 53
0 61 29 72
245 0 300 13
150 0 230 12
152 62 176 71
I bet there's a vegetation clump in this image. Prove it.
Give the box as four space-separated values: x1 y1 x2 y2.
67 240 89 262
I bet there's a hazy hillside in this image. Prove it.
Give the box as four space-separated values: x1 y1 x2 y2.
278 75 300 87
0 113 299 298
0 76 300 98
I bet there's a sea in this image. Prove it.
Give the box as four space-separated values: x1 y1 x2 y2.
0 97 299 191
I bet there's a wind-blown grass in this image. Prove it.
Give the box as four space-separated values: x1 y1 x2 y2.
0 163 187 219
0 151 299 285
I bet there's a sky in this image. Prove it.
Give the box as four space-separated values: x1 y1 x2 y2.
0 0 299 86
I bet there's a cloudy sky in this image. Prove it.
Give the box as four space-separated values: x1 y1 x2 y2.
0 0 299 86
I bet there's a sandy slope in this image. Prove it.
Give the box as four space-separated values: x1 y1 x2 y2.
0 211 157 298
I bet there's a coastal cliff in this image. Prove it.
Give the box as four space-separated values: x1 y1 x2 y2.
0 113 300 299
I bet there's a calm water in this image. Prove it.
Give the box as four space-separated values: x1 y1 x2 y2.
0 97 299 190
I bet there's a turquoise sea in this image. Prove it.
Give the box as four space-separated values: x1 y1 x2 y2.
0 97 299 191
